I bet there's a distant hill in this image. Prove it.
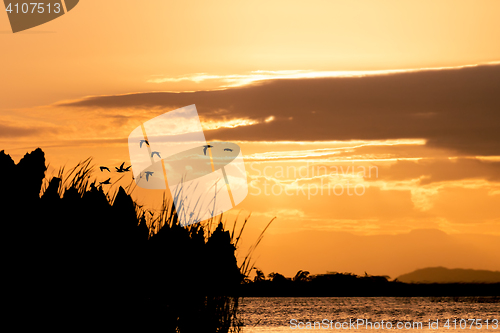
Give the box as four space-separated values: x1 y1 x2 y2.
397 267 500 283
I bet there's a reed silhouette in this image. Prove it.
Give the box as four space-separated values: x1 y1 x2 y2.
2 148 272 332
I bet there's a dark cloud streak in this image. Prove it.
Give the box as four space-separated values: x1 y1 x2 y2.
365 158 500 185
59 64 500 155
0 124 57 138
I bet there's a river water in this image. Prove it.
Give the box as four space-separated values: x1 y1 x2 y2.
239 297 499 333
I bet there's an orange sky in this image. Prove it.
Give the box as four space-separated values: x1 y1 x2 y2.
1 0 500 278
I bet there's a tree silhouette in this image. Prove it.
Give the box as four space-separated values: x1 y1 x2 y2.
293 270 311 282
254 269 266 282
268 272 289 283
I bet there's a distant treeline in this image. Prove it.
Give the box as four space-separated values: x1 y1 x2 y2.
239 270 500 297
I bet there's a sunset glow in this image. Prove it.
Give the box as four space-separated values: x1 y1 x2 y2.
2 0 500 280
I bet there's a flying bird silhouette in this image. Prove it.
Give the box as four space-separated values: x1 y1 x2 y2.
151 151 161 159
203 145 213 155
99 166 110 172
115 162 131 172
99 178 111 185
224 148 233 152
115 162 125 172
139 139 149 148
145 171 154 181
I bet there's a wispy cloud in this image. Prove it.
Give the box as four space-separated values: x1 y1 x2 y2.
201 118 259 130
147 62 500 87
245 139 425 162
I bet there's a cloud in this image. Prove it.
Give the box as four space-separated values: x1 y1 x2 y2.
0 123 58 138
146 63 500 87
245 139 424 162
58 64 500 155
366 158 500 185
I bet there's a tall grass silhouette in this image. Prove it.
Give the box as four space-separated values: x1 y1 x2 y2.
2 148 273 332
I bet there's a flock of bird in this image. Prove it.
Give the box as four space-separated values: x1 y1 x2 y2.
98 162 132 185
97 141 235 186
202 145 233 155
98 139 157 186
